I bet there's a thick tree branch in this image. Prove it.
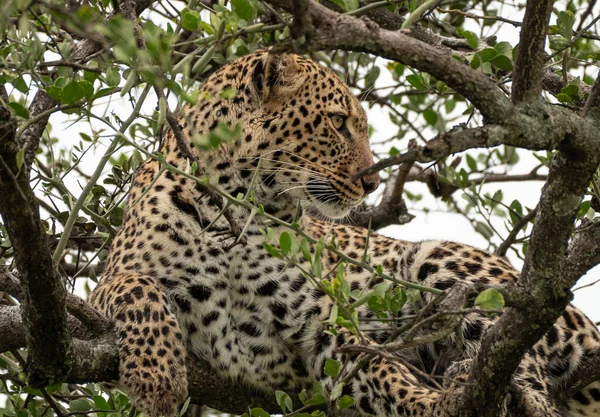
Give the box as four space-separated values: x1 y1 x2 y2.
355 104 598 179
322 0 577 105
0 303 282 415
0 0 156 389
323 0 485 51
460 148 600 416
511 0 553 103
265 0 513 123
0 89 72 386
18 90 56 171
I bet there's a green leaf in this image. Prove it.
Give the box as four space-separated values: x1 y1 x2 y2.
494 41 513 57
304 393 327 406
329 0 359 11
181 8 200 31
105 68 121 86
69 399 92 412
509 199 523 224
466 154 477 171
561 77 580 100
368 295 386 312
249 408 270 417
557 10 575 39
474 221 494 239
444 99 456 113
406 74 425 89
62 82 84 104
478 48 497 62
279 231 292 255
46 85 62 102
78 80 94 99
15 148 25 170
338 395 354 409
93 395 111 417
577 200 591 218
324 359 341 378
491 55 512 70
364 66 380 89
8 102 30 119
469 54 481 69
474 288 505 311
388 288 407 315
84 70 100 83
462 31 479 50
330 382 344 400
301 238 312 263
231 0 257 21
12 75 28 93
328 303 338 326
262 243 282 258
423 108 438 126
556 93 573 104
275 391 293 413
549 36 570 51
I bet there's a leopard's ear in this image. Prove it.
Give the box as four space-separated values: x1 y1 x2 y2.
251 50 306 101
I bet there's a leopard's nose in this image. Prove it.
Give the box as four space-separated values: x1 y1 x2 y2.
361 173 380 195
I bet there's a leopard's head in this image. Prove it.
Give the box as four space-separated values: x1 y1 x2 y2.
180 50 379 219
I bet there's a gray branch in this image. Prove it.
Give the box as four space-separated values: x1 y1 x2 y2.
511 0 553 103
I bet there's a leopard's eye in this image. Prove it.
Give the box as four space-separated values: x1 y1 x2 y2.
331 114 346 130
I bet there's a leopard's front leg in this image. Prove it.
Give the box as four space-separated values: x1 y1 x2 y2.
90 272 188 417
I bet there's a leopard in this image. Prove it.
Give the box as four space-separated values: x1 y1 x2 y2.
89 49 600 417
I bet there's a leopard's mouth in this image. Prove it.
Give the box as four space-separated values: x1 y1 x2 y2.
305 177 363 218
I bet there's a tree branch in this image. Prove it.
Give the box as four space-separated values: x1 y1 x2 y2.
322 0 574 105
0 303 283 415
354 103 597 179
511 0 553 103
494 207 537 257
562 218 600 287
14 0 155 173
0 0 156 388
341 154 416 229
580 70 600 119
0 89 72 386
460 148 600 416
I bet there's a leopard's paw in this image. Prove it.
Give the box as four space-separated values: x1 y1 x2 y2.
119 346 188 417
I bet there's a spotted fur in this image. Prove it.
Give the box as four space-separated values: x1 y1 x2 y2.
90 50 600 417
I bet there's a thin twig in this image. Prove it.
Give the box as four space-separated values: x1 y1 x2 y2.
495 207 537 257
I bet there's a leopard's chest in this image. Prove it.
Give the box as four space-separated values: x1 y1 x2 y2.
132 226 321 388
